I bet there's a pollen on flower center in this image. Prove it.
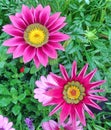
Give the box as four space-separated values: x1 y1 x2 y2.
63 81 85 104
67 86 80 99
24 23 49 48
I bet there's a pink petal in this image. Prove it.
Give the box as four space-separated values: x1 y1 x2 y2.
13 44 28 58
44 98 63 106
22 5 34 24
60 103 71 123
15 13 22 18
49 32 70 42
3 37 25 46
23 46 36 63
84 98 102 110
42 122 52 130
6 122 13 129
9 15 27 30
42 120 58 130
75 104 86 126
59 64 69 80
39 5 51 25
7 46 16 54
3 24 23 37
83 104 95 118
50 72 66 86
89 89 104 93
49 101 64 116
44 88 63 98
33 56 40 68
77 64 88 81
49 23 67 33
88 80 105 89
47 42 64 51
46 12 61 28
42 44 57 59
83 69 97 82
48 17 66 31
37 47 48 67
34 4 43 22
49 120 59 130
71 61 77 79
70 107 76 129
88 95 108 101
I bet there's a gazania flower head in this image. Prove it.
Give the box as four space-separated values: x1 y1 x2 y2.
35 61 107 127
3 4 70 68
42 120 83 130
0 115 15 130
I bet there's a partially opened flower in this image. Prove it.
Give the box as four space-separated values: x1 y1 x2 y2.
36 61 107 127
0 115 15 130
3 4 70 68
42 120 83 130
34 75 57 105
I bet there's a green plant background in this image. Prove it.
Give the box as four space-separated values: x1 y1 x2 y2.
0 0 111 129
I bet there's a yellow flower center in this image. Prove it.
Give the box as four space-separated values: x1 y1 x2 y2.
24 23 49 48
63 81 85 104
67 86 80 99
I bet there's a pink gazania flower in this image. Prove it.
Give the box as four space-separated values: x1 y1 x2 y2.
42 120 83 130
34 75 57 105
0 115 15 130
2 4 70 68
35 61 107 127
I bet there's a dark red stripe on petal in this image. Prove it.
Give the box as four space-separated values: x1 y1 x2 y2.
37 47 48 67
42 44 57 59
23 46 36 63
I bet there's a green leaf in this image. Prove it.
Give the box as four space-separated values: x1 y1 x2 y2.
0 97 11 107
12 105 21 116
0 84 10 95
18 92 26 102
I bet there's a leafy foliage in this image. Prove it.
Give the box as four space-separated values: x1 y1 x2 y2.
0 0 111 129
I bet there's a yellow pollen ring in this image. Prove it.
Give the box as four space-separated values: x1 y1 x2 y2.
67 86 80 99
24 23 49 48
63 81 85 104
